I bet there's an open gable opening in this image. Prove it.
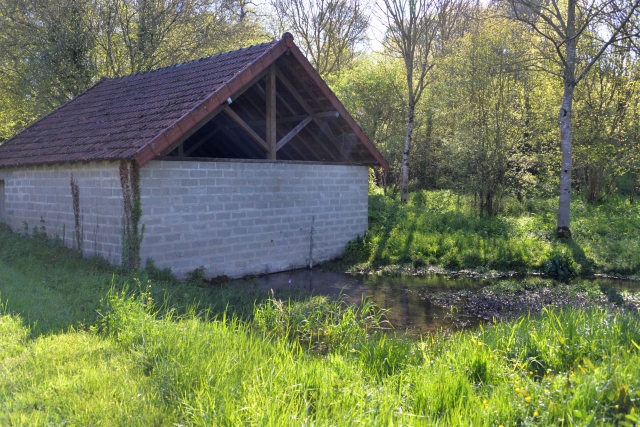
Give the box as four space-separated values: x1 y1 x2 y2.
162 56 373 165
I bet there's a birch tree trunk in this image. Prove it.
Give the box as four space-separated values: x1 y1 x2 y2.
401 93 415 204
556 0 576 238
557 82 575 237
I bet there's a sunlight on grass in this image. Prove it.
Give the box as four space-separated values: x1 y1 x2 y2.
339 191 640 276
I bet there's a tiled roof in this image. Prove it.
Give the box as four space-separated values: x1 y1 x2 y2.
0 35 388 169
0 41 277 167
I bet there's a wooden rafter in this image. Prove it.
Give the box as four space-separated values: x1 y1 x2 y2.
275 65 350 161
251 79 322 161
276 116 313 151
223 106 269 152
158 68 269 157
183 126 221 157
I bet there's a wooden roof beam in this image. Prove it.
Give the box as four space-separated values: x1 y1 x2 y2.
222 106 269 152
252 79 330 161
183 126 222 157
276 116 312 151
274 65 350 161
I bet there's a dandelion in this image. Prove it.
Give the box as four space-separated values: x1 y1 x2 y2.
529 371 534 375
483 399 488 404
525 396 532 403
534 411 539 417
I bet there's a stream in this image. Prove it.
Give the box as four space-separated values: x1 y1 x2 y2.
248 269 640 336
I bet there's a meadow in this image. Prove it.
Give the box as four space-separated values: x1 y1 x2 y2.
337 191 640 278
1 222 640 425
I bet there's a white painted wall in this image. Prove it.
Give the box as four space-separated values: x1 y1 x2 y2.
0 160 370 278
139 160 369 278
0 161 124 264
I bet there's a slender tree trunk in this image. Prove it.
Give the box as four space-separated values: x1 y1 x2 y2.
557 0 576 238
556 84 574 237
401 100 415 204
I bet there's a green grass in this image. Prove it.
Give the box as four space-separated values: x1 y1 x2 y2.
335 191 640 277
2 287 640 425
1 219 640 425
0 223 294 334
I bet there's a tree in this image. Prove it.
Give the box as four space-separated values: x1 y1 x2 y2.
381 0 470 203
0 0 96 113
270 0 369 78
93 0 267 76
0 0 269 140
573 45 638 203
331 55 406 192
434 16 533 214
500 0 640 237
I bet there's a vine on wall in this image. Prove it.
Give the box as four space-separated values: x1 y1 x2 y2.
119 160 144 272
70 174 83 253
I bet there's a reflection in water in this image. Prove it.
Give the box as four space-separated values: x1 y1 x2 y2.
250 269 640 336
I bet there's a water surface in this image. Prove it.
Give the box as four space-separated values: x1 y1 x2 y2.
250 269 640 336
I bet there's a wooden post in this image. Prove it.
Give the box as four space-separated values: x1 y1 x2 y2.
266 64 277 160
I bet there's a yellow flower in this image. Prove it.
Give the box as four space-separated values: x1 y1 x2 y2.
529 371 534 375
534 411 539 417
525 396 532 403
483 399 489 404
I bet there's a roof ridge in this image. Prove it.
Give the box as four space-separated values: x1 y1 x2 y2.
105 40 277 82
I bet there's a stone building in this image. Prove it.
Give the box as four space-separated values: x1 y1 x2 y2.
0 34 387 278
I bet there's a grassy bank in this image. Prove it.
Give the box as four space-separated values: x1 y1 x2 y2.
2 286 640 425
1 222 640 425
335 191 640 277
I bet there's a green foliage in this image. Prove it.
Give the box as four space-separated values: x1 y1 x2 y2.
1 228 640 425
544 248 577 280
341 191 640 276
254 295 386 353
3 284 640 425
120 160 145 273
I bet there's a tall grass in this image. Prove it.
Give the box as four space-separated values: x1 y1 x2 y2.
2 289 639 426
339 191 640 276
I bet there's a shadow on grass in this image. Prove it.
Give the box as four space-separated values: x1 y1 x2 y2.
562 237 595 275
0 224 308 336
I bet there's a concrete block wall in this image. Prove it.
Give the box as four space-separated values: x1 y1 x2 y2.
0 161 124 264
139 160 369 278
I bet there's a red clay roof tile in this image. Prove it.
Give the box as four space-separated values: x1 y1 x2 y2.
0 41 277 168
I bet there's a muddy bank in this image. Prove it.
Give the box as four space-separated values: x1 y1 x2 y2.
321 260 640 282
423 280 640 329
235 268 640 336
